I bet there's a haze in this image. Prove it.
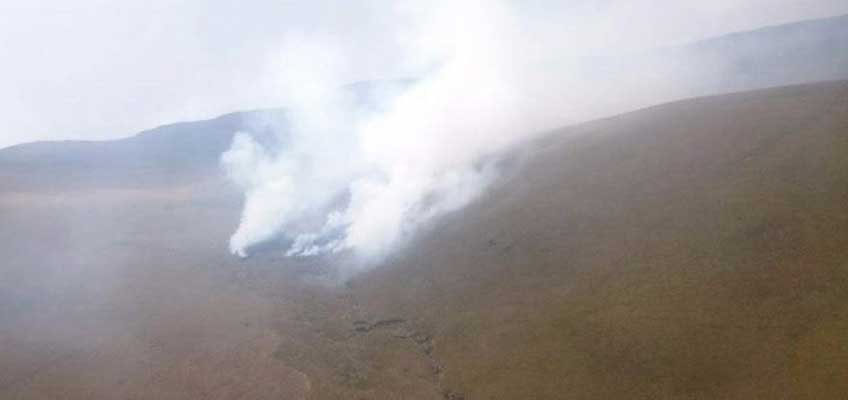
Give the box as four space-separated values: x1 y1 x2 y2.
2 0 847 148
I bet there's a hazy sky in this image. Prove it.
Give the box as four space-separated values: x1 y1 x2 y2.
1 0 846 148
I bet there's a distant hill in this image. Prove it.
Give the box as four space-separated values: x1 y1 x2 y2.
1 15 845 192
0 79 413 192
0 109 282 191
661 13 848 93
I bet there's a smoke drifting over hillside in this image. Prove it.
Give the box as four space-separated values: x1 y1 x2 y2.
221 0 848 264
224 2 571 261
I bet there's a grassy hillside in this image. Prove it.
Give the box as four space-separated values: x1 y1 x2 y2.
1 78 846 399
348 81 848 399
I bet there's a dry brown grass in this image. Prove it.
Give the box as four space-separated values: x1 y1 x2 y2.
1 81 847 399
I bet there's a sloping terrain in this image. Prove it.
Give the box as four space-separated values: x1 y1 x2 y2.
348 80 848 399
2 80 846 399
0 109 280 192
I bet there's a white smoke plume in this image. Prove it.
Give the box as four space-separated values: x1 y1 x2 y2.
224 1 560 262
221 0 847 265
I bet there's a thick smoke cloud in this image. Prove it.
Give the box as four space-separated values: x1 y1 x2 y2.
221 3 506 261
224 1 578 262
221 0 848 265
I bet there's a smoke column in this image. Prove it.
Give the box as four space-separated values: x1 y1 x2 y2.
223 1 553 263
